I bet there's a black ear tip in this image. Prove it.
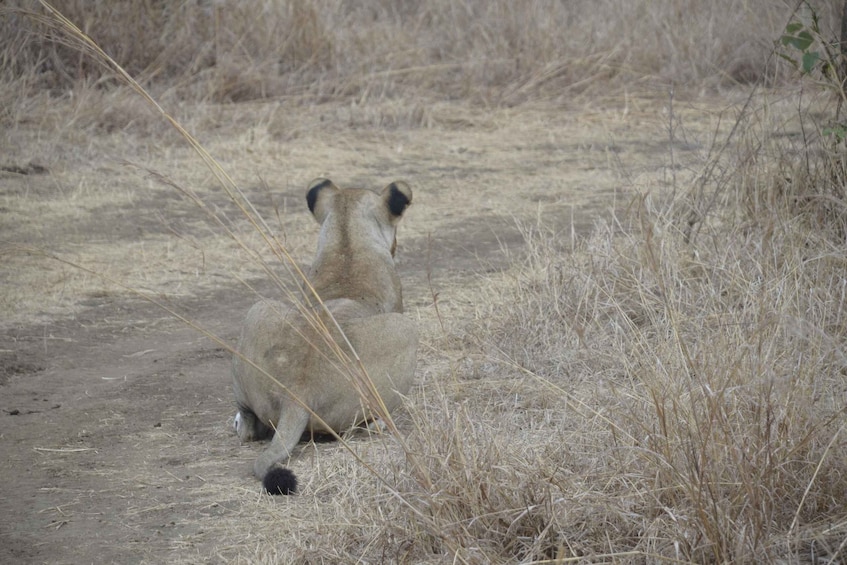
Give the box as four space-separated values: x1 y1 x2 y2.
386 181 412 217
306 178 334 214
308 178 333 192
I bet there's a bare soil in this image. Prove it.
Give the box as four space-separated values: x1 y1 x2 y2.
0 95 725 563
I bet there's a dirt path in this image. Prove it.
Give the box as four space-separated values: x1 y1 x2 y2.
0 97 718 563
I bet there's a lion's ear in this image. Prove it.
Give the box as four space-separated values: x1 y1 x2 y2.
381 181 412 221
306 178 339 224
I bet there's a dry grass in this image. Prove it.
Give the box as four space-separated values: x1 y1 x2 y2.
469 206 847 561
2 1 840 116
459 82 847 560
3 0 847 563
228 101 847 562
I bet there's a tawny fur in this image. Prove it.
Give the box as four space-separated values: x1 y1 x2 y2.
231 179 417 491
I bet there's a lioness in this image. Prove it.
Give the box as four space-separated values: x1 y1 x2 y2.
231 178 417 495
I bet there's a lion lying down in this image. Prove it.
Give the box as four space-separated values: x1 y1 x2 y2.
231 178 417 495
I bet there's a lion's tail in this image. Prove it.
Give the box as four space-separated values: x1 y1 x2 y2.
263 464 298 495
252 405 309 495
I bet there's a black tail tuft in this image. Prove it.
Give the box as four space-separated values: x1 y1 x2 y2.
263 464 298 495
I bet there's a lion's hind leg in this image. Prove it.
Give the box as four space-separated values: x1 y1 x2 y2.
253 403 311 495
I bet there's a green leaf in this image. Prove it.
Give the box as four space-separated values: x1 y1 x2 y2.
801 51 820 74
784 22 803 34
823 126 847 141
781 30 815 51
780 23 810 48
792 30 815 51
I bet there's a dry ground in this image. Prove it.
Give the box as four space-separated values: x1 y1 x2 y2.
2 92 755 563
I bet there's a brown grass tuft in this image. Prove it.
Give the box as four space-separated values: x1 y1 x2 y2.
3 0 840 114
461 100 847 561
